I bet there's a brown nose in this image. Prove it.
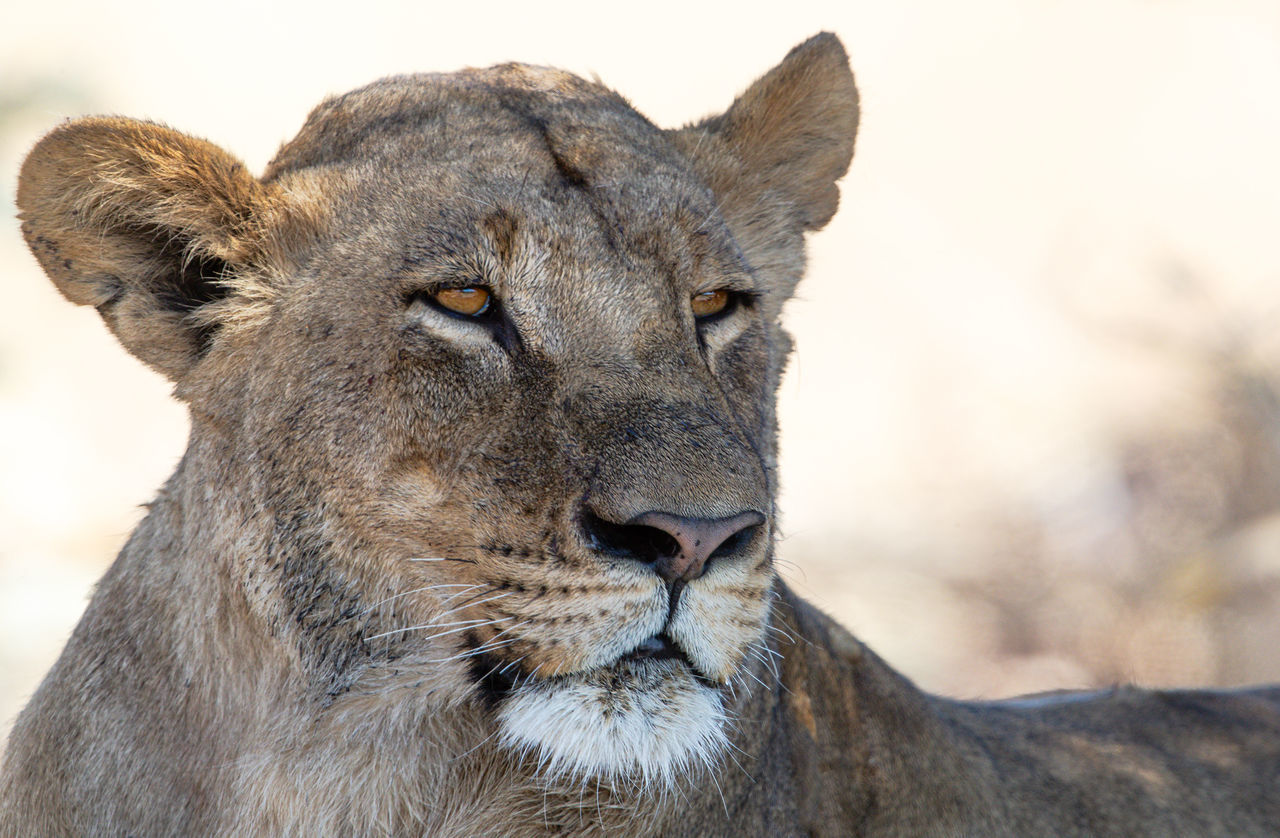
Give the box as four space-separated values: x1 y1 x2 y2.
631 510 765 583
580 508 765 583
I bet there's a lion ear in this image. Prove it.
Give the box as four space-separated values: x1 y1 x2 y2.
674 32 859 233
18 117 292 382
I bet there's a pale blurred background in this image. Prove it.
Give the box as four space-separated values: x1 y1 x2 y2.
5 0 1280 749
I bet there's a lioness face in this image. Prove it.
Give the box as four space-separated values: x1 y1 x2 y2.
18 37 855 788
238 67 777 785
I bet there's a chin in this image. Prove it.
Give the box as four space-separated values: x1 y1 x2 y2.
495 657 729 789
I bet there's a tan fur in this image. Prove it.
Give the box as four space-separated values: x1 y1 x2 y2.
5 33 1280 836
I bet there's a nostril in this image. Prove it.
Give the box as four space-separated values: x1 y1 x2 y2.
580 506 766 582
644 528 680 560
629 509 766 583
578 508 680 563
708 522 759 561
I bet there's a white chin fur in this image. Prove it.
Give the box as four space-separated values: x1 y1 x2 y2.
496 659 728 788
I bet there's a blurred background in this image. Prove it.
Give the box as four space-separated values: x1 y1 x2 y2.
4 0 1280 748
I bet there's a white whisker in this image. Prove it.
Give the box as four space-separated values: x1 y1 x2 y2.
426 637 521 665
451 729 500 763
365 616 510 642
744 665 770 691
432 591 513 617
360 583 483 615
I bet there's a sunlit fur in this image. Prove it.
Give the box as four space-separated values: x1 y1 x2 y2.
11 30 1280 837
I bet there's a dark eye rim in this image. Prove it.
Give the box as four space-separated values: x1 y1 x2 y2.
404 285 523 354
407 285 499 322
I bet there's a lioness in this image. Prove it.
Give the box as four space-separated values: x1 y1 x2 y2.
4 31 1280 837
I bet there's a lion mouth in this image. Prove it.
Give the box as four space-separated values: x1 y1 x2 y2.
488 632 732 783
617 633 721 688
468 631 717 706
619 633 686 664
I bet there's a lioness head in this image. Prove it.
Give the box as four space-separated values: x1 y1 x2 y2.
18 34 857 787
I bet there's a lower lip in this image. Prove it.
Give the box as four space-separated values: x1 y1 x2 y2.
624 645 684 663
615 645 721 687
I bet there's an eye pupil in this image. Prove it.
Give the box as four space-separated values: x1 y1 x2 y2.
691 289 731 319
434 287 491 317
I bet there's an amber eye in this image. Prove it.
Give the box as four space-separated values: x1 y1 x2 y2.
433 286 492 317
691 289 731 319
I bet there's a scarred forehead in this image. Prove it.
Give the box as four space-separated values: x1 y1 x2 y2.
265 62 687 186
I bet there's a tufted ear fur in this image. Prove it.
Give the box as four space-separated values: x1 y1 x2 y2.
670 33 858 306
680 32 858 231
17 118 309 382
